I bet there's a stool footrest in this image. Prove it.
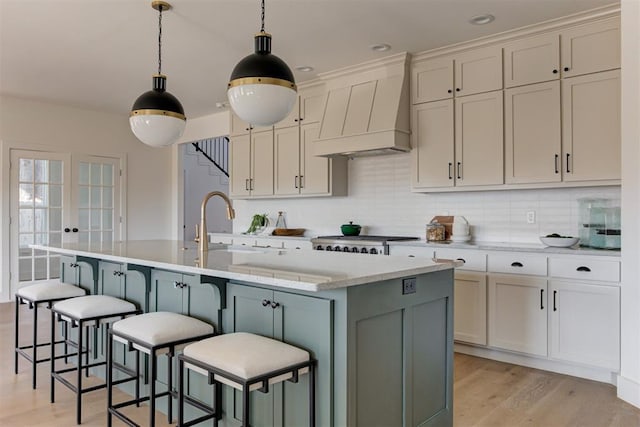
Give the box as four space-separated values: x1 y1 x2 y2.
108 407 140 427
52 372 107 394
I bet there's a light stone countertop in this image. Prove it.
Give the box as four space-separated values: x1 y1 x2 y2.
387 240 621 257
31 240 458 292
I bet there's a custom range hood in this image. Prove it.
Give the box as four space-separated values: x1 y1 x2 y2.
313 53 411 157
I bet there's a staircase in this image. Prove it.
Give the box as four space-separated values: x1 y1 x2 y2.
191 136 229 177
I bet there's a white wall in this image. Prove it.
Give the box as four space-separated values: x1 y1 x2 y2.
233 153 620 242
618 0 640 408
0 95 175 301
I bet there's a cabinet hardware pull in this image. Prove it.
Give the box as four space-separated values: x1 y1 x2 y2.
456 258 466 264
261 299 270 307
72 228 78 233
553 290 557 311
554 154 559 174
299 117 304 122
295 175 299 189
448 163 453 180
540 289 544 310
249 178 254 191
64 227 71 233
511 262 523 267
564 67 570 72
300 175 304 189
447 89 452 94
245 179 249 191
271 301 280 309
457 162 462 180
576 266 591 272
566 153 571 173
173 281 180 289
294 118 298 122
113 271 119 276
552 69 558 74
455 88 461 92
408 255 415 258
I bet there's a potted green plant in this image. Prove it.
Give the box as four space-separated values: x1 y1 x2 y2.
246 214 269 234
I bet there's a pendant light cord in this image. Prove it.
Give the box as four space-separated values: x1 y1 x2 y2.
158 5 163 75
260 0 265 33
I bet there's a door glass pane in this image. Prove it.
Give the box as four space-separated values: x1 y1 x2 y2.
103 189 113 208
78 209 89 230
78 186 89 208
91 187 101 208
91 209 101 230
49 255 61 278
75 158 117 246
16 155 66 283
78 162 90 185
103 165 113 186
91 163 101 185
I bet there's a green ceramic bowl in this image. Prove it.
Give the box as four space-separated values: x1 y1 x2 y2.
341 221 361 236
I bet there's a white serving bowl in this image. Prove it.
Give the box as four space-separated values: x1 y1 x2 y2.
539 236 580 248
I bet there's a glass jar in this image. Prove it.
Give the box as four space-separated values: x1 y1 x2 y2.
426 222 446 241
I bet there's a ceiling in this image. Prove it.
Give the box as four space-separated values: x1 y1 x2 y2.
0 0 618 119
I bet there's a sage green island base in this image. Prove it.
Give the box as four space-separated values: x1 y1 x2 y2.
35 241 454 427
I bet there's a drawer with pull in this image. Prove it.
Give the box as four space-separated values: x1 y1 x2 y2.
435 248 486 272
388 245 435 259
548 257 620 282
488 253 547 276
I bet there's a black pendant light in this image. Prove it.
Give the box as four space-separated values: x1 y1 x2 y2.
130 1 186 147
227 0 297 127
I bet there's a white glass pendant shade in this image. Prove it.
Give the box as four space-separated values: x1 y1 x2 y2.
129 114 186 147
227 83 296 127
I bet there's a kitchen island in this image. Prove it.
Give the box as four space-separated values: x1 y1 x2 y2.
32 240 456 427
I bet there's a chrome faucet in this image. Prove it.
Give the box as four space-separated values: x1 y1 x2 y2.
195 191 235 254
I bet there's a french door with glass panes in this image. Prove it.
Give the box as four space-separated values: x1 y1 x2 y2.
10 150 122 294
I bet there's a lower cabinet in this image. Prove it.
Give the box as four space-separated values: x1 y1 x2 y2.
224 283 333 427
488 274 548 357
548 280 620 370
454 272 487 345
60 255 96 294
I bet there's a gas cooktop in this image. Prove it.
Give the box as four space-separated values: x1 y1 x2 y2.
313 235 419 242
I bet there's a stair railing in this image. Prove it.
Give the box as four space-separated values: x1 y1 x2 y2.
192 136 229 177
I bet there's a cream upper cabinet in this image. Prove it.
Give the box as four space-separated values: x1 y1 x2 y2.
411 57 454 104
229 130 274 198
505 81 562 184
230 113 272 136
488 274 548 357
548 280 620 370
274 86 327 129
454 90 504 187
411 100 454 189
561 17 620 78
562 69 620 182
454 46 503 97
229 134 251 197
274 126 301 195
503 33 560 88
412 46 502 104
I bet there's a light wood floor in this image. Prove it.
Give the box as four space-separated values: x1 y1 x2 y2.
3 301 640 426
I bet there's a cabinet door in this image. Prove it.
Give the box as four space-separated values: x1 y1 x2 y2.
299 88 327 124
562 70 620 182
230 113 252 136
549 280 619 370
454 46 502 97
300 123 330 195
229 134 251 197
454 272 487 345
455 91 503 187
99 261 122 298
274 126 301 195
503 33 560 87
488 274 547 357
274 291 332 427
411 57 454 104
60 256 95 294
561 18 620 78
275 97 300 129
505 81 562 184
149 270 184 313
250 129 275 196
411 100 454 189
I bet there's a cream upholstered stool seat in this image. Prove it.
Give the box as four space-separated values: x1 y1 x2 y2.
106 312 215 427
14 280 86 389
50 295 141 424
178 332 316 427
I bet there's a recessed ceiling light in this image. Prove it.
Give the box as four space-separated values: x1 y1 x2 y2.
469 14 495 25
370 43 391 52
295 65 314 72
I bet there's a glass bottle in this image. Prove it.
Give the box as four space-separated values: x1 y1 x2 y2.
275 211 287 229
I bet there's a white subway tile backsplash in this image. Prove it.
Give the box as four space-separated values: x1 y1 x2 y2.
233 153 620 243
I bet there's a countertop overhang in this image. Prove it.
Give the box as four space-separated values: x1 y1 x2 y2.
31 240 459 292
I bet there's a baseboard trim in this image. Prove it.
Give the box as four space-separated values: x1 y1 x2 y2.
617 375 640 408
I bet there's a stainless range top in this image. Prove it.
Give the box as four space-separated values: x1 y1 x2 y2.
311 235 420 255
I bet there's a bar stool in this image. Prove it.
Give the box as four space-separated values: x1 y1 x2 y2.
50 294 141 424
106 311 216 427
14 279 86 389
177 332 317 427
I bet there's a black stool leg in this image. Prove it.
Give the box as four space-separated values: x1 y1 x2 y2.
106 328 113 427
135 348 140 407
85 325 90 377
150 353 156 426
167 353 173 423
178 358 184 426
242 386 250 427
32 303 38 389
309 364 316 427
64 321 69 364
14 296 19 375
76 321 83 424
50 311 56 404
